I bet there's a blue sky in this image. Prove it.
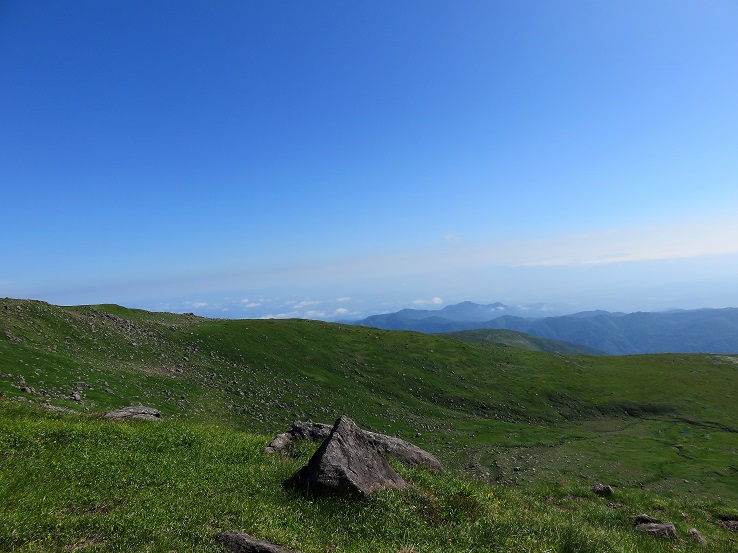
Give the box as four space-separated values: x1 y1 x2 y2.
2 1 738 320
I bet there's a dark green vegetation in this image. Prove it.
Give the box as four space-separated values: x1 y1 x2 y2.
2 298 738 551
442 328 605 355
353 301 738 355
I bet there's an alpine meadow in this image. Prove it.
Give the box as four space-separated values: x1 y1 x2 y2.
2 298 737 551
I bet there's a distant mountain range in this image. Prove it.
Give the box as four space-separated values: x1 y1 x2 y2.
349 302 738 355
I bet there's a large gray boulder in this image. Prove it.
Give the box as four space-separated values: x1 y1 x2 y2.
266 420 443 471
288 416 409 497
216 532 294 553
103 406 162 421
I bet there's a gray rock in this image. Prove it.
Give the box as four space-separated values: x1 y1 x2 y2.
720 519 738 533
590 483 614 497
103 406 162 421
216 532 294 553
288 416 409 497
635 522 678 539
264 421 333 453
39 404 77 414
71 392 83 401
633 514 659 525
364 429 443 471
266 420 443 470
688 528 707 545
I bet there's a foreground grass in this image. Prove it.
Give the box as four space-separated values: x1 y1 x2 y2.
2 401 737 552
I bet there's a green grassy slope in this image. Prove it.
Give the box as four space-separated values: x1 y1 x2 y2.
2 298 737 504
441 328 606 355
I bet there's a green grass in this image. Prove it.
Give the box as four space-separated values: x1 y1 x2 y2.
2 298 738 550
2 400 737 552
442 328 605 355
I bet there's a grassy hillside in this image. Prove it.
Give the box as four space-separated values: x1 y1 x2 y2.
442 328 605 355
2 298 738 550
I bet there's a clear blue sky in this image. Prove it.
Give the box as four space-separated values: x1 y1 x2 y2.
3 1 738 320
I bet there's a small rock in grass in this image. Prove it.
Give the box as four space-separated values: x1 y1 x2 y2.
688 528 707 545
590 483 614 497
635 522 677 539
216 532 294 552
633 514 659 525
103 406 162 421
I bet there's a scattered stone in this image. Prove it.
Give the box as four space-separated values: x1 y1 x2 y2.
40 404 77 414
688 528 707 545
287 416 409 497
4 329 21 342
635 522 678 539
20 386 35 394
105 388 114 394
71 392 83 401
634 514 660 525
265 421 332 453
590 483 614 497
721 519 738 533
103 406 162 421
74 381 86 390
216 532 294 553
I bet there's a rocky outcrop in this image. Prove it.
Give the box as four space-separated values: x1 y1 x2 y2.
216 532 294 553
266 420 443 471
287 416 409 497
103 406 162 421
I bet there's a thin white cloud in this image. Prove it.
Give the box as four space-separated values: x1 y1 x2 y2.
445 232 463 244
241 299 262 308
334 307 349 315
186 301 208 308
413 297 443 306
510 219 738 268
259 311 299 319
294 300 321 309
337 297 351 302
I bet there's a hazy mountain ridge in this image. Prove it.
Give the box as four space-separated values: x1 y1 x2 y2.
352 303 738 355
